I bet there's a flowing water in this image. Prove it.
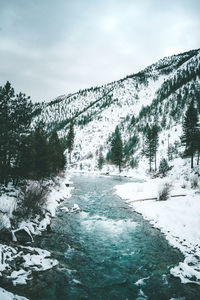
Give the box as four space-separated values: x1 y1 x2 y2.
9 174 200 299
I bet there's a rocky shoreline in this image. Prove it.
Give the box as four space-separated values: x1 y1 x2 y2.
0 175 73 300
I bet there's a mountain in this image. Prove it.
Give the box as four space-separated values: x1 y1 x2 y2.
34 48 200 170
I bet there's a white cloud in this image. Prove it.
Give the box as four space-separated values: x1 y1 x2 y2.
0 0 199 102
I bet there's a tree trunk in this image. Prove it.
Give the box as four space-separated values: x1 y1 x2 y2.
167 135 169 161
191 152 194 169
119 163 121 173
197 151 200 165
69 151 71 164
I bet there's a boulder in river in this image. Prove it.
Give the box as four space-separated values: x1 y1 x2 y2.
0 229 12 242
14 228 33 244
70 204 81 213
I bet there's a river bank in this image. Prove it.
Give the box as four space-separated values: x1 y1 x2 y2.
114 158 200 286
70 160 200 286
1 171 200 299
0 174 73 300
2 173 199 299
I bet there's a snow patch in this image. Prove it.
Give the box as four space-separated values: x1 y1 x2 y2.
115 158 200 285
0 287 28 300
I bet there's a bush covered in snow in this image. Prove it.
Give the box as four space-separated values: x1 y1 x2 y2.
190 175 199 189
15 181 49 220
157 182 172 201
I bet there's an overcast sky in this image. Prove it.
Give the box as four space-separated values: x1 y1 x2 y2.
0 0 199 102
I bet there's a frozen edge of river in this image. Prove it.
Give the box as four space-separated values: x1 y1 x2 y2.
0 174 73 300
115 177 200 286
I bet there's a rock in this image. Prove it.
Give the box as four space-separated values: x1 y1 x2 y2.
0 229 12 242
70 204 81 213
47 224 51 232
14 228 32 244
60 206 69 212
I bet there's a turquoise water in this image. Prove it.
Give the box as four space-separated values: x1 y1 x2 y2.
9 174 200 299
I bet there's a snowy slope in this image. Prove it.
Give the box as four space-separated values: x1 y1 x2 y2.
34 48 200 169
115 158 200 285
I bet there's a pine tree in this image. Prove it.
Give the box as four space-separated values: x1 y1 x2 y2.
159 158 169 176
144 126 154 172
97 149 104 170
0 82 14 185
66 121 75 163
15 134 34 182
196 130 200 165
110 126 123 172
152 125 159 171
181 99 199 168
0 82 32 185
48 131 66 174
144 124 159 172
32 122 50 179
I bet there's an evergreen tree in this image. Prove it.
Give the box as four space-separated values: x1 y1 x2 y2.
152 125 159 171
14 134 34 182
110 126 123 172
144 124 159 172
144 125 154 172
0 82 14 185
0 81 66 185
97 149 104 170
31 122 50 179
48 132 66 174
196 130 200 165
159 158 169 176
66 121 75 163
0 82 32 185
181 99 199 168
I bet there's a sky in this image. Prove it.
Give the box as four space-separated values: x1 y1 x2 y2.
0 0 199 102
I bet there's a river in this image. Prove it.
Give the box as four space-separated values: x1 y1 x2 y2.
9 174 200 299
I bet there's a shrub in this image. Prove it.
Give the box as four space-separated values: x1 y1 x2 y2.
15 181 49 219
130 158 138 169
159 158 169 177
157 182 172 201
190 175 199 189
181 181 187 189
97 151 104 170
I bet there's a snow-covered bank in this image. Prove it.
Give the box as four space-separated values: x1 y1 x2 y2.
0 287 28 300
0 174 73 299
115 159 200 285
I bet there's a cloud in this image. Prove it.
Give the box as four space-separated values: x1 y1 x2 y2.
0 0 199 102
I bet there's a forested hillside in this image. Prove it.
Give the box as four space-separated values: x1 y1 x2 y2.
34 48 200 171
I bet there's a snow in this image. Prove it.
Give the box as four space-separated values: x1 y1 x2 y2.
1 49 199 296
60 206 69 212
60 203 81 213
115 158 200 285
134 276 150 286
0 287 28 300
0 243 59 287
0 173 73 294
71 203 81 212
10 269 32 286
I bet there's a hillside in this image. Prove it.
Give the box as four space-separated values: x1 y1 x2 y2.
35 48 200 170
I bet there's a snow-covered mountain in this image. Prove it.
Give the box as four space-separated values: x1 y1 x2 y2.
35 48 200 169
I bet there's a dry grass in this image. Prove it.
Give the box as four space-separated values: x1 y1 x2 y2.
15 181 49 219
